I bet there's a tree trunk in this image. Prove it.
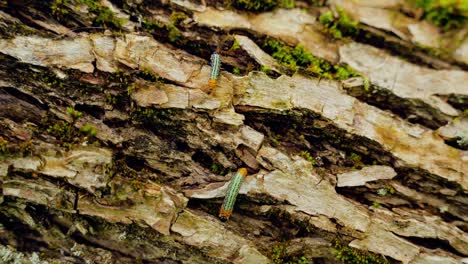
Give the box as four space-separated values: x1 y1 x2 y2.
0 0 467 263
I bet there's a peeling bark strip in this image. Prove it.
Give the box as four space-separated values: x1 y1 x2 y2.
0 1 467 263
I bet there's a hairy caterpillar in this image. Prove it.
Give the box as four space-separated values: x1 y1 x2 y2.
219 168 248 222
208 52 221 90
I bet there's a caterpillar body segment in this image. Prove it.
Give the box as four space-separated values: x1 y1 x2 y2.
219 168 248 222
208 52 221 90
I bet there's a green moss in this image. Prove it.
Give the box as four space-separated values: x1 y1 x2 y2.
0 137 8 155
210 163 232 175
47 121 74 142
233 67 242 75
412 0 468 31
319 8 359 39
170 11 188 25
79 124 97 137
282 0 295 8
299 150 317 166
19 141 33 156
308 0 326 6
46 107 97 144
349 152 364 169
168 25 182 43
230 39 241 51
137 68 160 82
66 106 82 122
232 0 295 11
333 241 388 264
262 38 362 80
132 107 173 125
51 0 69 20
79 0 125 29
271 243 308 264
260 65 273 74
233 0 279 11
142 20 182 44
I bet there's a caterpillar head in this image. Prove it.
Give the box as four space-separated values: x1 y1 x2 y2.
219 207 232 222
237 168 248 177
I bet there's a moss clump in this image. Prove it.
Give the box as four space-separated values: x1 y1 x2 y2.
260 65 274 74
79 124 97 137
79 0 125 29
170 11 188 25
230 39 241 51
271 243 308 264
319 8 359 39
0 137 9 155
46 107 97 145
263 38 361 80
349 152 364 169
132 107 173 125
210 163 232 176
413 0 468 31
142 20 182 44
51 0 69 20
333 241 388 264
232 0 295 12
299 150 317 166
233 0 279 11
232 67 242 75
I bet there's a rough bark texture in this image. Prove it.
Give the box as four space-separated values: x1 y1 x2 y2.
0 0 467 263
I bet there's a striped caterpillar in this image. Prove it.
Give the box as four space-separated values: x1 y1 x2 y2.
208 52 221 90
219 168 248 222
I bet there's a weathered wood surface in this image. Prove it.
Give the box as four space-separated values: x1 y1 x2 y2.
0 0 467 263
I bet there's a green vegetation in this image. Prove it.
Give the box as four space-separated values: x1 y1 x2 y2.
0 137 8 155
79 124 98 137
260 65 274 75
349 152 364 169
138 68 160 82
230 40 241 51
51 0 69 20
262 38 362 80
51 0 125 28
319 8 359 39
376 186 396 196
271 243 308 264
210 163 232 175
299 150 317 166
142 20 182 44
0 137 33 157
308 0 326 5
412 0 468 31
170 11 188 25
371 201 381 208
140 11 190 44
46 106 97 145
67 106 83 121
79 0 126 29
333 241 388 264
132 107 173 125
232 0 295 12
232 67 242 75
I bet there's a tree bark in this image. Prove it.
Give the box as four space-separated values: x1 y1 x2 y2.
0 0 467 263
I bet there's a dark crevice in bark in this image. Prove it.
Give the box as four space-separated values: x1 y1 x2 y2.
343 83 450 130
447 94 468 112
396 234 466 257
355 25 467 71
